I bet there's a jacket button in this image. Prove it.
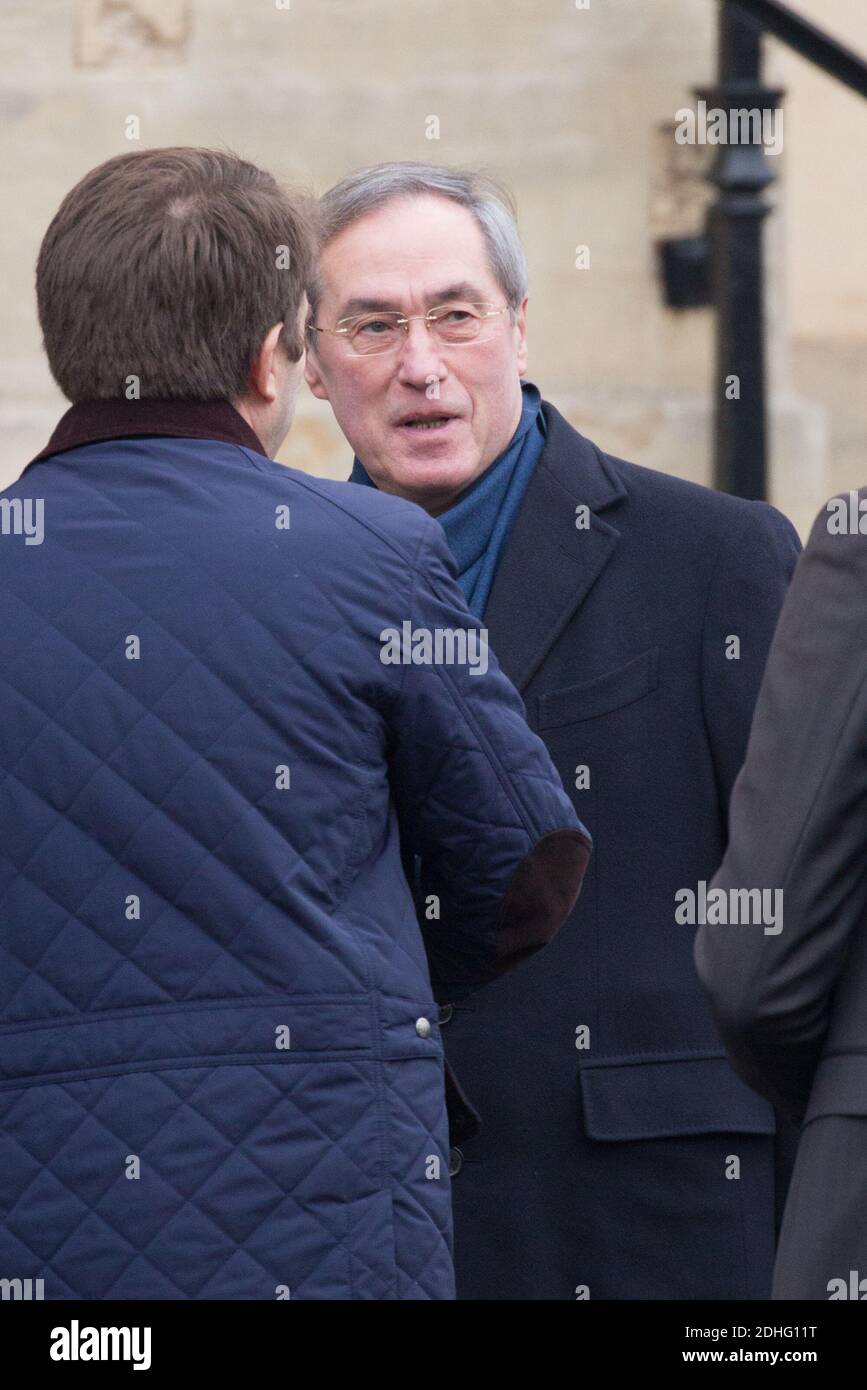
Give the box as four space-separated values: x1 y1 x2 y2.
438 1003 454 1025
415 1017 431 1038
449 1146 463 1176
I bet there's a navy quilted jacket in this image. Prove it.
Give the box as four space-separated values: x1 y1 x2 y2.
0 401 590 1301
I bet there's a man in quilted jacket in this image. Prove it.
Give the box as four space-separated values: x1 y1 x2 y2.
0 148 591 1300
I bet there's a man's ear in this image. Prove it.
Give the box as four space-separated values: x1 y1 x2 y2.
514 295 529 376
249 321 285 403
304 343 330 402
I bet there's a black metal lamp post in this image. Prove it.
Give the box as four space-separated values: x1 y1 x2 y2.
658 0 866 502
701 6 783 500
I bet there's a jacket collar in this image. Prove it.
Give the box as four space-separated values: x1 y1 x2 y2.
482 400 627 692
534 400 627 511
26 398 266 468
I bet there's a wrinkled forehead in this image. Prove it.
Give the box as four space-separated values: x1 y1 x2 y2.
318 194 501 316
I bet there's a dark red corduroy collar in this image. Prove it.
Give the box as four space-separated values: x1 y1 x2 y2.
26 398 267 469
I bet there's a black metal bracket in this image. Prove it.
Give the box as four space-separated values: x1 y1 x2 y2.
658 235 711 309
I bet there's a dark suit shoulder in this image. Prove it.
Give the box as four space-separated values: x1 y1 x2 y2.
540 399 798 555
607 452 798 551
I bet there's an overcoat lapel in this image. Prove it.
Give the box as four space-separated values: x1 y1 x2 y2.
483 402 627 692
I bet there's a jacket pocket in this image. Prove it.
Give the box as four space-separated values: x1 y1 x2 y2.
538 648 659 729
0 997 375 1089
579 1053 777 1141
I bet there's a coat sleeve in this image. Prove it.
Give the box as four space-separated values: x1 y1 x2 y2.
388 516 592 1003
694 494 867 1121
700 500 802 822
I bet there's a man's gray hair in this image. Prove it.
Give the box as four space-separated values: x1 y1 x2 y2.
308 162 528 323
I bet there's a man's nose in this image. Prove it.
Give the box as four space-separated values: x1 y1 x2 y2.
396 320 447 388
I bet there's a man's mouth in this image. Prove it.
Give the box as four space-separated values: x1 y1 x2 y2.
397 415 457 432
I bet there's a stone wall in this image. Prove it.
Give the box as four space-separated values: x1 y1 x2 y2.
1 0 864 538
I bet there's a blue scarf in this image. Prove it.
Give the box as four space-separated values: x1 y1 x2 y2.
350 381 545 618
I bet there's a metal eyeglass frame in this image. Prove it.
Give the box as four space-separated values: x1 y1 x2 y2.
307 302 511 355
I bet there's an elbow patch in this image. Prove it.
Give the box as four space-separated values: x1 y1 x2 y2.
495 827 592 966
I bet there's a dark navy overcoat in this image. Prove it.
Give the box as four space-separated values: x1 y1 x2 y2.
442 401 802 1300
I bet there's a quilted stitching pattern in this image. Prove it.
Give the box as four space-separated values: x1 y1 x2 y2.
0 434 583 1298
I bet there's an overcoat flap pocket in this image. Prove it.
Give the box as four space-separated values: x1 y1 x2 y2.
579 1054 777 1141
539 648 659 728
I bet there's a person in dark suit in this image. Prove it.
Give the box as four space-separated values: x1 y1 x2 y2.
695 490 867 1300
305 161 803 1299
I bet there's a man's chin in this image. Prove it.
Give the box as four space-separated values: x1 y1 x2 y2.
389 457 482 513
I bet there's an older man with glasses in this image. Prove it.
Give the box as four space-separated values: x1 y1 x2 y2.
305 162 802 1302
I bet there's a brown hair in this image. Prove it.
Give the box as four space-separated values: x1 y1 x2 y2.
36 147 319 402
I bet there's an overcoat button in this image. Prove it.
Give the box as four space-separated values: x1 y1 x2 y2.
449 1147 463 1176
438 1003 454 1025
415 1016 432 1038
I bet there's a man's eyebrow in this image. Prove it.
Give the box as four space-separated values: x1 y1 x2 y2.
429 282 488 305
335 282 488 320
336 296 399 319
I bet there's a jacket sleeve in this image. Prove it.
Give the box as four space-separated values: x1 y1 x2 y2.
700 500 801 822
388 516 592 1003
694 495 867 1121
